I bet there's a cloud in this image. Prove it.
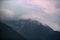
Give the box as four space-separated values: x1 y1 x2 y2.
1 0 60 31
30 0 60 14
0 8 14 20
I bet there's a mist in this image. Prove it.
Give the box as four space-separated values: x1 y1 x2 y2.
0 0 60 31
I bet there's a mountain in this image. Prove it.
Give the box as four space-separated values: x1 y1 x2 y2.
48 31 60 40
1 19 60 40
0 22 26 40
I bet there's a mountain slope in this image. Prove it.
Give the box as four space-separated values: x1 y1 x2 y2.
0 22 26 40
2 19 60 40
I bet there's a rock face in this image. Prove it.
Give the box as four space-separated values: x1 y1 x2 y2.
0 22 26 40
1 19 60 40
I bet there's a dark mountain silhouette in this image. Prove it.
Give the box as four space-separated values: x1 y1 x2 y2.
1 19 60 40
48 31 60 40
0 22 26 40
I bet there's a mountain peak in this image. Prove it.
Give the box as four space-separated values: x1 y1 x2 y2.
1 19 60 40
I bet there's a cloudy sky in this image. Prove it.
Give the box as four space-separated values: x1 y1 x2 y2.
0 0 60 31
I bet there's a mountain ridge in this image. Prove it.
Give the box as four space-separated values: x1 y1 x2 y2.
1 19 60 40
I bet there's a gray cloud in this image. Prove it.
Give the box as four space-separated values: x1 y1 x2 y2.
1 0 60 31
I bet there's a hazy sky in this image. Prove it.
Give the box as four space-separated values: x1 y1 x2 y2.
0 0 60 31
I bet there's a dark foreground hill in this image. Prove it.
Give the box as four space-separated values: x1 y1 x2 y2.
0 22 26 40
0 19 60 40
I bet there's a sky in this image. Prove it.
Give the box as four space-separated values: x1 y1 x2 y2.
0 0 60 31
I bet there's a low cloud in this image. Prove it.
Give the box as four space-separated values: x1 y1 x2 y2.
1 0 60 31
0 8 14 20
